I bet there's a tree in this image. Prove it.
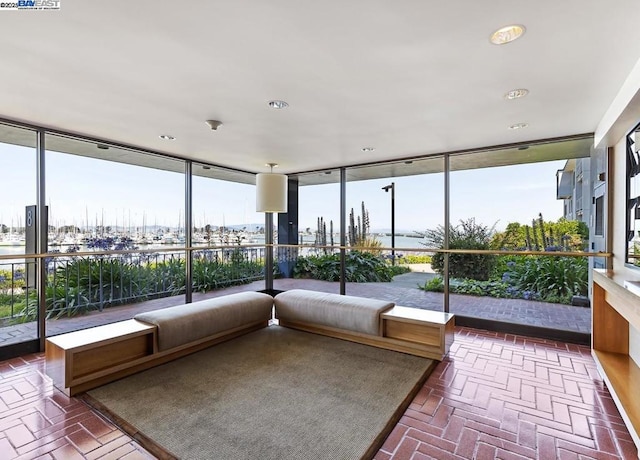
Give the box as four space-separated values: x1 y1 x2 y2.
491 215 588 251
490 222 525 250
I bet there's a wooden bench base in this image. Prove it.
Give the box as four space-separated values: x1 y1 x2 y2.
45 306 454 396
45 319 268 396
280 306 454 361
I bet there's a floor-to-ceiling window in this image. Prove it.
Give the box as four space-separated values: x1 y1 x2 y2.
44 134 186 336
0 115 602 357
272 140 596 338
0 123 38 350
344 158 445 305
191 164 265 293
447 145 591 334
276 169 342 293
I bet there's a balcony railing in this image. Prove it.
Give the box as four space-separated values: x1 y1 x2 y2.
0 245 267 322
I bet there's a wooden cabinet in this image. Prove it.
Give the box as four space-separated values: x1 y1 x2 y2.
382 306 455 361
591 269 640 453
45 320 156 396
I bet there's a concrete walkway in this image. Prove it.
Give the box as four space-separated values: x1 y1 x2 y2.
0 273 591 347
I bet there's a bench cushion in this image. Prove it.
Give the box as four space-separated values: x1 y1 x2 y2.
134 291 273 351
274 289 394 336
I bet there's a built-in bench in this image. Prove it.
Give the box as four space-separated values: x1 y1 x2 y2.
275 289 454 360
46 291 273 395
134 291 273 351
45 289 454 396
274 289 394 336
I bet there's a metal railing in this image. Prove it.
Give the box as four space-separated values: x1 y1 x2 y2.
0 260 36 324
272 244 608 306
0 242 612 323
0 245 267 322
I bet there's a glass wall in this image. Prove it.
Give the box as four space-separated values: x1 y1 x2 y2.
279 169 342 293
344 158 445 306
0 123 38 348
0 116 601 355
270 143 595 336
44 134 186 336
447 148 591 333
192 164 265 294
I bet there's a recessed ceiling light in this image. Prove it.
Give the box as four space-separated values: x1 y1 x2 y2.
509 123 529 130
202 165 211 170
361 147 375 152
268 100 289 109
490 25 526 45
159 134 175 140
404 161 413 165
505 88 529 100
96 144 109 150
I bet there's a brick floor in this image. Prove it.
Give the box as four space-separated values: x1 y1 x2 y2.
0 326 636 459
376 328 638 460
0 354 153 460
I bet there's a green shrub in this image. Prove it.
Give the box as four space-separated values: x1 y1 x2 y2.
14 253 266 321
0 269 27 290
491 255 527 281
505 256 588 300
419 218 496 281
294 251 404 282
420 276 518 298
451 279 517 298
398 254 432 264
388 265 411 277
421 276 444 292
192 257 264 292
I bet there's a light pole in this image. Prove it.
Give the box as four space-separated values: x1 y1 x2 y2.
382 182 395 265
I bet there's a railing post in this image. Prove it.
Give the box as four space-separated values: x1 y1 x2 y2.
98 258 104 311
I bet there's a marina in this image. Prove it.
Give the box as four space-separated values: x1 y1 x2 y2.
0 232 426 255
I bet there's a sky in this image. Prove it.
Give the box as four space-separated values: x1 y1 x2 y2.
0 143 565 234
300 162 565 233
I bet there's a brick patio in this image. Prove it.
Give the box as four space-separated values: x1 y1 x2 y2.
0 273 591 347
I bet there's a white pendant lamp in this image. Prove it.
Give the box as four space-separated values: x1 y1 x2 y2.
256 163 288 213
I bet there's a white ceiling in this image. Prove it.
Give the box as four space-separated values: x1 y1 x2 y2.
2 1 640 175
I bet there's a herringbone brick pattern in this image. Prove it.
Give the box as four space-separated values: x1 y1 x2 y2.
0 327 637 459
376 328 638 460
0 354 153 459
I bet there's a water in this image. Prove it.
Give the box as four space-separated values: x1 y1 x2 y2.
0 234 428 266
0 246 29 266
298 234 427 250
373 235 426 250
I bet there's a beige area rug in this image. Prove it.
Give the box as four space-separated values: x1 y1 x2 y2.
83 325 435 460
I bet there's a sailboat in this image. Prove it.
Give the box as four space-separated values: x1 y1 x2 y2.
0 219 25 246
0 233 24 246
